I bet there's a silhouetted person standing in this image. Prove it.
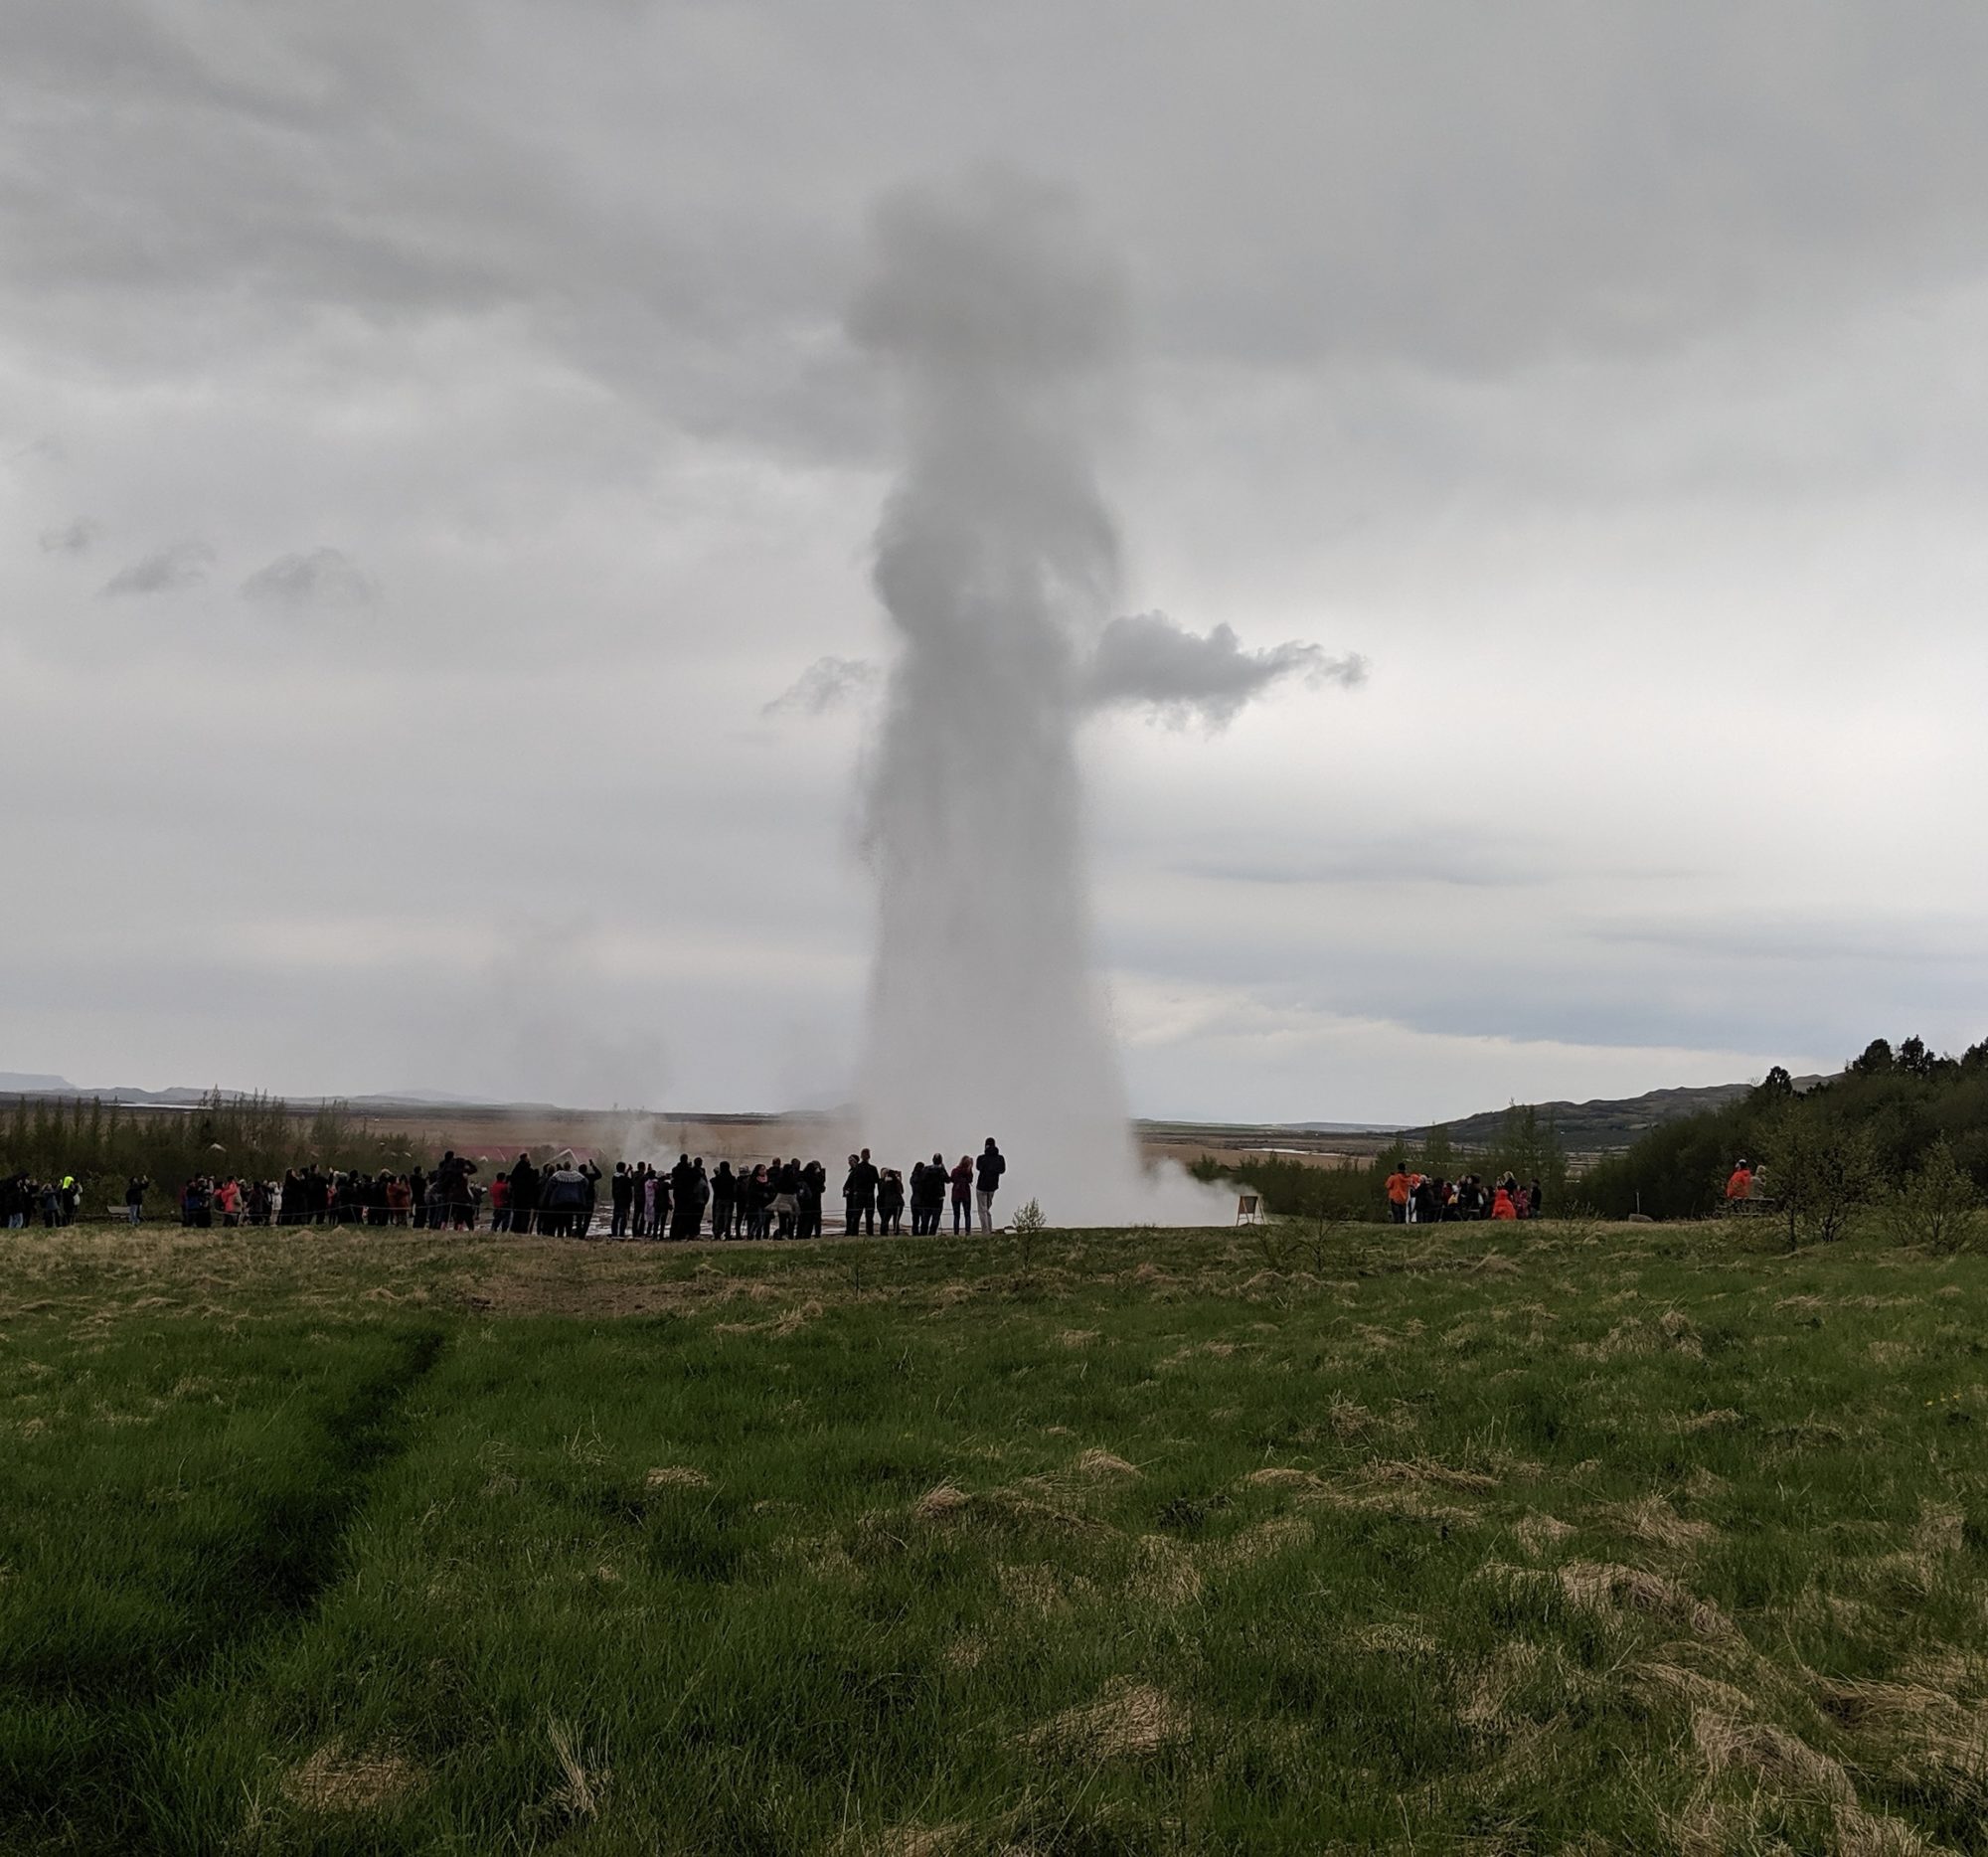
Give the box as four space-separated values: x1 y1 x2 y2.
975 1138 1005 1233
670 1154 698 1238
509 1155 539 1234
845 1148 879 1236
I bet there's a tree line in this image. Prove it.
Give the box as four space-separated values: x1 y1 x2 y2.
1194 1104 1573 1226
0 1093 417 1212
1578 1035 1988 1244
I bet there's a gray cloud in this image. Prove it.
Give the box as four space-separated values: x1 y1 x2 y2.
38 516 99 554
5 5 1988 1125
98 540 213 596
1082 611 1366 729
762 655 879 717
240 546 379 611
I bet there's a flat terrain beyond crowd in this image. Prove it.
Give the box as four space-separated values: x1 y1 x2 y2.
3 1140 1012 1239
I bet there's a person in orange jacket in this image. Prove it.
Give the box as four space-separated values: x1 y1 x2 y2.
1491 1183 1517 1220
1725 1159 1753 1202
1385 1165 1411 1224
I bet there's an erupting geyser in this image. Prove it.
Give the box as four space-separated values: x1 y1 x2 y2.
849 172 1227 1225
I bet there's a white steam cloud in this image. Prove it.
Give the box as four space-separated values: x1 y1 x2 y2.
848 171 1229 1227
1084 611 1367 730
772 619 1362 731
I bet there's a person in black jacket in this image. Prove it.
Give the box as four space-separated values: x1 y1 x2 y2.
124 1174 150 1225
609 1162 634 1238
797 1160 825 1239
974 1138 1006 1233
909 1153 945 1235
710 1161 736 1238
508 1155 539 1235
669 1154 698 1239
844 1149 878 1236
877 1168 906 1236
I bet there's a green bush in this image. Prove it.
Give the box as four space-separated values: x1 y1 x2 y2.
1884 1138 1979 1253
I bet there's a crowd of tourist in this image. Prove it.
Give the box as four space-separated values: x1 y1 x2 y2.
5 1141 1012 1239
1384 1166 1545 1224
0 1172 82 1229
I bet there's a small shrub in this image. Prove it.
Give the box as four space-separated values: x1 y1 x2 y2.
1013 1198 1045 1274
1885 1138 1979 1252
1761 1106 1880 1247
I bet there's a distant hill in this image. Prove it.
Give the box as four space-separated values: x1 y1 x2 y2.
0 1073 76 1094
1408 1079 1823 1156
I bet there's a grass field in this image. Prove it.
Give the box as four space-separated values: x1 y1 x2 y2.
5 1217 1988 1854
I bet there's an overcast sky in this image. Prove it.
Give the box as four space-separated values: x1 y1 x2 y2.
6 2 1988 1124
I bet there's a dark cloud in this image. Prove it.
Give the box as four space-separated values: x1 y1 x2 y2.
38 516 99 554
98 540 213 596
762 655 879 717
1082 611 1365 729
240 546 379 611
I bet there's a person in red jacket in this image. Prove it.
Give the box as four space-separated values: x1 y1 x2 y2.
1725 1160 1753 1202
1490 1184 1517 1220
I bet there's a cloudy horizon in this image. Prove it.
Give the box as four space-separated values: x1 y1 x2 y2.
6 3 1988 1126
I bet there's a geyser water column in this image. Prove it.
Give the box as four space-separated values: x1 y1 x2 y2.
849 173 1160 1227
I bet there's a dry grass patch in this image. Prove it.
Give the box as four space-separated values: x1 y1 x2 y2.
1600 1494 1720 1551
644 1463 710 1490
543 1717 609 1823
1026 1679 1190 1762
1360 1457 1497 1492
1691 1710 1853 1802
1556 1562 1731 1637
282 1742 427 1814
1128 1534 1203 1607
996 1562 1088 1616
1212 1515 1313 1571
1513 1512 1577 1556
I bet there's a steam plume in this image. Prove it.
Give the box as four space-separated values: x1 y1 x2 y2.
848 172 1223 1226
1085 611 1368 730
763 654 880 716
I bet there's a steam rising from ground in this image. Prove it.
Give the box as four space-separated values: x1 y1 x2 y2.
849 173 1228 1226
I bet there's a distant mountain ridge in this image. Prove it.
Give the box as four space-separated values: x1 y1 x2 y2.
1407 1078 1823 1155
1 1073 1811 1156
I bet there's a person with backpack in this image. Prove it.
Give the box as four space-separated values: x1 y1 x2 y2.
974 1138 1006 1233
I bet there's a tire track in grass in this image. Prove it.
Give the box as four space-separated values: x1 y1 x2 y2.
4 1323 449 1852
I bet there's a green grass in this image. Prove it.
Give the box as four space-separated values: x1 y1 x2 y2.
5 1217 1988 1853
